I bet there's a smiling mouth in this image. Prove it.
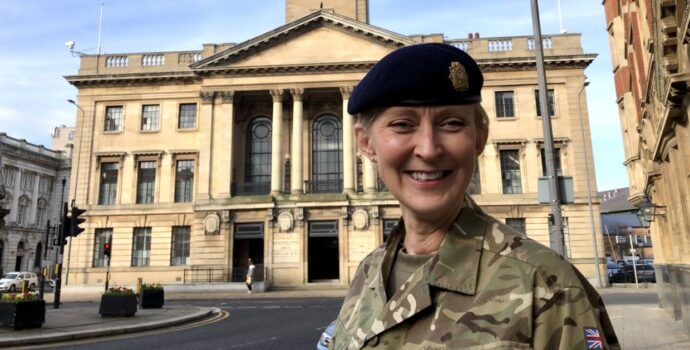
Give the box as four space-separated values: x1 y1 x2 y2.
407 171 450 181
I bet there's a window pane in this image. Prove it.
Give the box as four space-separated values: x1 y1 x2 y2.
99 163 119 205
171 226 190 266
540 148 562 176
132 227 151 267
495 91 514 118
245 117 272 185
534 89 555 117
178 103 197 129
175 160 194 202
500 150 522 194
141 105 160 131
506 218 526 235
311 115 343 193
136 161 156 204
105 106 123 131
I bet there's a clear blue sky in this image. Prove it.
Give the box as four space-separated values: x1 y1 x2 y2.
0 0 626 191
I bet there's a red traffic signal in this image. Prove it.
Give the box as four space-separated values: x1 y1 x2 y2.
103 242 111 257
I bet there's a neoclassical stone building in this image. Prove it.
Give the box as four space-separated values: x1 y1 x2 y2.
64 0 603 289
603 0 690 330
0 133 70 276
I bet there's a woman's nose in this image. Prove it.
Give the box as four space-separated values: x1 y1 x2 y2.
413 124 442 160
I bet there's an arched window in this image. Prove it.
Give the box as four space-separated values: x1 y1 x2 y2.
35 198 48 227
311 115 343 193
17 195 30 226
244 117 272 194
34 242 43 268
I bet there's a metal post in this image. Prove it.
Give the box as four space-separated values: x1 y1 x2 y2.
54 179 66 309
578 81 602 287
629 233 639 288
530 0 565 256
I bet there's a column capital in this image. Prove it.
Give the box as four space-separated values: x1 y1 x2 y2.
218 90 235 103
339 86 354 99
270 89 284 102
200 91 216 104
290 88 304 101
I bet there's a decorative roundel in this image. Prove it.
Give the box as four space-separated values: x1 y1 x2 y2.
204 213 220 234
352 209 369 230
278 211 294 232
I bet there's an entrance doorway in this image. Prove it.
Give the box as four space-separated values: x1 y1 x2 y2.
232 223 264 282
15 241 25 271
308 221 339 282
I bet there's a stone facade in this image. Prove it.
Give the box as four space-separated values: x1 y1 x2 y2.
0 133 70 277
63 2 604 289
602 0 690 332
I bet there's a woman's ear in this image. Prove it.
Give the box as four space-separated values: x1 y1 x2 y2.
354 123 376 163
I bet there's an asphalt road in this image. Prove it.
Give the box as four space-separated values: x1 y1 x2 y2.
45 298 343 350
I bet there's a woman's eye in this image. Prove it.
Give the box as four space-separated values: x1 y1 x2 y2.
389 120 414 130
441 119 466 129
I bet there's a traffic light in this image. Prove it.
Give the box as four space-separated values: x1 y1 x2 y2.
103 242 111 258
70 206 87 237
60 202 70 243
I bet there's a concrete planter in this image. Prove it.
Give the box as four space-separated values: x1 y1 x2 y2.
0 300 46 330
99 294 137 317
140 288 164 309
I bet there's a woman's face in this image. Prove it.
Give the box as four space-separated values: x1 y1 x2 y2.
355 105 487 223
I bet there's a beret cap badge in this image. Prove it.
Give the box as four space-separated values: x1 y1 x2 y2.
448 61 469 92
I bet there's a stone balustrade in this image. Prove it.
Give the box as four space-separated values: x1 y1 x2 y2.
445 33 582 59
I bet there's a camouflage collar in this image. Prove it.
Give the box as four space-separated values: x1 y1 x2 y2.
371 195 488 296
429 196 488 295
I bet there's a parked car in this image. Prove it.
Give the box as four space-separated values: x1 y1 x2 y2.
612 264 656 283
317 320 336 350
607 261 622 283
0 272 39 292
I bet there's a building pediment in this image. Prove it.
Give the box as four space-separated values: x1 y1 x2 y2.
191 10 415 74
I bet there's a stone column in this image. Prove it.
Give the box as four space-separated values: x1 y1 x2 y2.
197 91 215 200
270 89 284 196
216 91 234 198
290 89 304 194
340 87 355 194
363 157 377 193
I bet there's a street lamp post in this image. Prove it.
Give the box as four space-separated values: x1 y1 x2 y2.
530 0 565 255
578 81 602 287
66 99 87 285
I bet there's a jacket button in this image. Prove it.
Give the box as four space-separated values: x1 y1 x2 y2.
365 335 380 347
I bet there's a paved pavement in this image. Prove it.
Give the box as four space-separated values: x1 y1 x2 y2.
0 285 688 348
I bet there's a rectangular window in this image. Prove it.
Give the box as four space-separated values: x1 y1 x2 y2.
132 227 151 267
495 91 515 118
174 160 194 202
540 148 563 176
2 166 17 187
39 175 53 194
35 206 45 227
178 103 197 129
383 219 398 243
140 104 160 131
17 204 27 225
98 163 119 205
68 132 75 140
534 89 555 117
506 218 526 235
136 161 156 204
500 149 522 194
93 229 112 267
171 226 190 266
20 171 36 191
104 106 123 132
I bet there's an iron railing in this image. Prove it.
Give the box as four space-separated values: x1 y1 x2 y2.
304 180 342 194
231 182 270 196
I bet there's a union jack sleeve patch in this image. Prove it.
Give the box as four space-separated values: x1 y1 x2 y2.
584 327 604 349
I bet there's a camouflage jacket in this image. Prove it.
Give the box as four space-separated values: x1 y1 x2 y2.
331 198 619 349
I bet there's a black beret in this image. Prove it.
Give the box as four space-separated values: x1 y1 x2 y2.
347 43 483 115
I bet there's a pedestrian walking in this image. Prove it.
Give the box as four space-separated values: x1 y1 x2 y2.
331 43 620 349
246 258 255 294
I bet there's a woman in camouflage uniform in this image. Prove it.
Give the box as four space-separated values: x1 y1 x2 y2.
331 43 619 350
